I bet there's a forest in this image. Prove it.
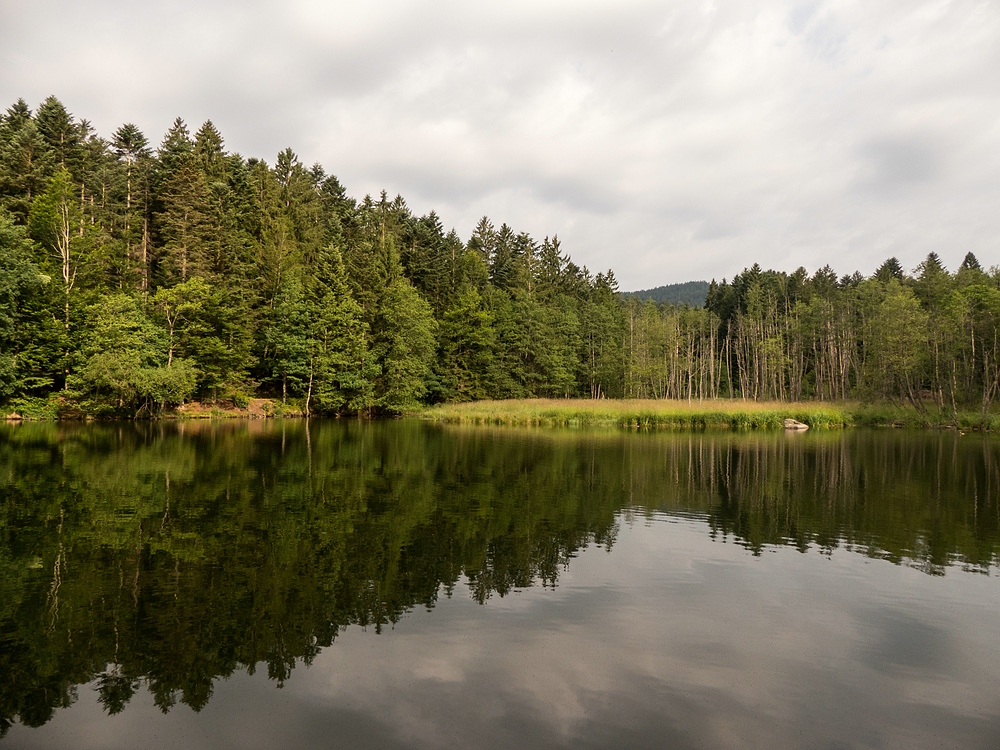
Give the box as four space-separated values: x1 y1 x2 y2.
1 96 998 417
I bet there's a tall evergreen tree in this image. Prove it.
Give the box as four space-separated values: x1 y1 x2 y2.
0 212 43 398
874 256 906 284
436 287 497 401
156 117 194 176
307 244 376 414
959 252 982 273
111 123 152 290
154 163 213 284
262 274 311 403
193 121 226 182
0 100 52 222
34 96 83 177
375 276 437 412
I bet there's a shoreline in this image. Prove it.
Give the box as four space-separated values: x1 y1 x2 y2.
3 397 997 431
416 398 999 431
2 398 306 422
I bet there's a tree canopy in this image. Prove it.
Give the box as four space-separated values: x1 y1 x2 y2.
0 97 998 415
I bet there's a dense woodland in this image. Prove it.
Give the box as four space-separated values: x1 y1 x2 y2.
1 96 998 416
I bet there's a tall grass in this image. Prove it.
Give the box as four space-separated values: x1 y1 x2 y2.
418 399 997 430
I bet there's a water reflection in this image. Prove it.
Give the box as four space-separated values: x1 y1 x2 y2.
0 420 998 738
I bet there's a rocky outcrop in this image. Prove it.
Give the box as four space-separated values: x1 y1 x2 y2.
784 418 809 431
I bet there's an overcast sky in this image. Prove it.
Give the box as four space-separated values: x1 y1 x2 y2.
2 0 998 290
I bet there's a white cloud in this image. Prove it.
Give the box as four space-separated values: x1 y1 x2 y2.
2 0 998 288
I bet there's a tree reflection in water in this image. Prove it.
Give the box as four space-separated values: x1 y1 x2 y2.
1 420 997 732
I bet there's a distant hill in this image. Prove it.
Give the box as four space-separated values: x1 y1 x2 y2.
622 281 710 307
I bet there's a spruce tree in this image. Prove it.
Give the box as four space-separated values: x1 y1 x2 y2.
154 163 214 283
307 244 376 414
0 212 43 400
0 100 53 222
34 97 83 175
111 123 152 290
375 276 437 412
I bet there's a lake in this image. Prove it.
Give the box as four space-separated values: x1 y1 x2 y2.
1 420 999 749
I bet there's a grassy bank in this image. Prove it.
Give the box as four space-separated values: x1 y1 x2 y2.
419 399 1000 430
1 396 304 421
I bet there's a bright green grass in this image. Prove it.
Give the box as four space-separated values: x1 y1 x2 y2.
418 399 998 430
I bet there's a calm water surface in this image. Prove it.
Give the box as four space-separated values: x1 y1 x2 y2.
1 420 999 749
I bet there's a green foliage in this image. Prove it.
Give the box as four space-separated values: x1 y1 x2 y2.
375 277 437 412
34 96 83 176
864 281 929 402
137 360 199 412
436 288 497 401
1 96 998 415
261 275 311 401
69 293 166 411
307 245 376 415
151 276 212 366
6 395 61 420
155 163 214 283
0 100 53 222
622 280 710 306
0 212 43 400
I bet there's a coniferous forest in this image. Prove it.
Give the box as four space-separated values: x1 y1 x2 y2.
1 96 998 417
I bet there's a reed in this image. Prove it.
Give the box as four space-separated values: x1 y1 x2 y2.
418 399 997 430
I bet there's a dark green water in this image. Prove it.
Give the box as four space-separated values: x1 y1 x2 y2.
2 420 999 749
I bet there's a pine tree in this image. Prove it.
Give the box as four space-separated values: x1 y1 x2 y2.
155 163 213 283
111 123 152 290
156 117 194 176
34 96 83 176
467 216 496 263
874 257 906 284
0 100 53 222
401 211 453 314
579 270 626 398
375 277 437 412
0 212 44 400
489 223 517 290
307 244 376 414
436 287 497 401
262 274 311 403
193 121 226 182
960 252 982 272
274 148 323 258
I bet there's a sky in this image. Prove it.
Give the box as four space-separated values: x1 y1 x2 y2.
1 0 998 291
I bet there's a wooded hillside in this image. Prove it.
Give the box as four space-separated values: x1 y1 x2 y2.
622 281 709 307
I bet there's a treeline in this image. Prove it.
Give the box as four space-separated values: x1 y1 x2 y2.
622 257 1000 412
0 97 624 415
2 96 998 416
